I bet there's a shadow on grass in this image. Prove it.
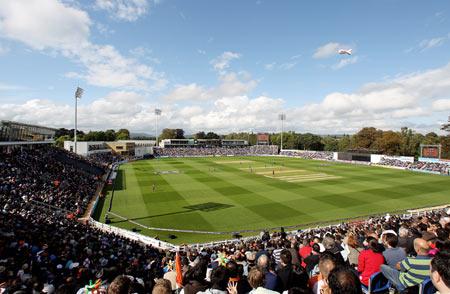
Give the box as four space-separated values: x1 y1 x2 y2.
110 202 233 224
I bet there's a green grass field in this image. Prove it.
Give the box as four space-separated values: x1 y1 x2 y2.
96 156 450 244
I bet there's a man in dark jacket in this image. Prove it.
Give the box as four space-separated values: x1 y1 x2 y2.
276 249 308 292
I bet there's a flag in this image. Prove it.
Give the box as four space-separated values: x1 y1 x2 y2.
175 252 183 288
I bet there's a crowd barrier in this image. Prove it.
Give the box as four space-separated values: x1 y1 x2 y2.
89 218 179 250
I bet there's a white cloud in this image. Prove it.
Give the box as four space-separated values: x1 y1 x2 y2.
188 96 284 132
162 72 257 102
264 63 276 70
94 0 150 22
432 99 450 111
0 0 166 91
95 22 115 35
0 99 73 127
264 61 298 71
2 59 449 134
279 62 298 70
0 0 91 50
332 56 359 70
162 83 210 101
313 42 349 59
419 37 446 51
289 62 450 133
210 51 241 72
197 49 206 55
129 46 161 64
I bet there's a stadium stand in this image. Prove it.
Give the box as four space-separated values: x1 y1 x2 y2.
377 157 450 174
279 150 334 161
1 145 450 293
153 145 278 157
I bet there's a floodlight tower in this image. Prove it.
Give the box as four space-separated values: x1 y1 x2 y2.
278 113 286 151
74 87 84 155
155 108 162 146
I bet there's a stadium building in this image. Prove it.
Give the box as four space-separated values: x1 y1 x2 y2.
0 120 56 143
63 140 155 157
159 138 248 148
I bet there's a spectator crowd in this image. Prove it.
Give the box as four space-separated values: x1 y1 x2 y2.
154 146 278 158
378 158 450 175
279 151 334 161
1 146 450 294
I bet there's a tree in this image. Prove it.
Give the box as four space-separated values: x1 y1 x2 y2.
440 135 450 159
205 132 220 139
322 136 339 151
105 129 116 141
194 131 206 139
55 128 71 139
116 129 130 140
399 127 422 156
422 132 440 145
375 131 402 155
338 135 352 151
55 135 70 147
353 127 383 150
175 129 185 139
159 128 185 140
301 133 324 151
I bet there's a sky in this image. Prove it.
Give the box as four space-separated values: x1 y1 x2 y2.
1 0 450 135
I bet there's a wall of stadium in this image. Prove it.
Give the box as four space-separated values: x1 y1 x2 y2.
371 154 414 164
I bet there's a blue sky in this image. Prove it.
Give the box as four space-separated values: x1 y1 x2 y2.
1 0 450 134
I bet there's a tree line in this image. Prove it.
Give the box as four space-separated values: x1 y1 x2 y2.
54 128 131 147
158 127 449 158
55 126 449 158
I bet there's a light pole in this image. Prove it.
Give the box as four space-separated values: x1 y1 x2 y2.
74 87 84 155
278 113 286 151
155 108 162 146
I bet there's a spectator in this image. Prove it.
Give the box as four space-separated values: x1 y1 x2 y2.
422 231 439 256
327 266 363 294
397 226 415 256
380 238 432 292
430 251 450 294
247 267 279 294
198 267 229 294
181 259 209 294
322 236 345 265
226 260 252 294
382 233 406 268
152 279 173 294
276 250 308 292
311 254 336 294
343 233 361 268
357 237 385 287
256 255 278 291
304 243 321 274
107 276 132 294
